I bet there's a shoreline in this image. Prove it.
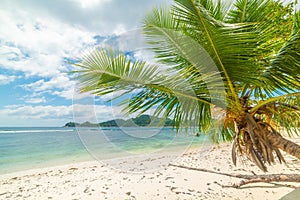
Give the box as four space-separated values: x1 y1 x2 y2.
1 139 299 199
0 126 206 175
0 135 206 176
0 142 210 178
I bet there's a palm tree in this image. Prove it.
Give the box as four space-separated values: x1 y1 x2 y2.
74 0 300 171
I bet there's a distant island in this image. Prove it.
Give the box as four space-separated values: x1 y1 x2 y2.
64 115 175 127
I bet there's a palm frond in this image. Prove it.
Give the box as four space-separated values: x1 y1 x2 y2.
227 0 272 23
74 48 223 132
172 0 239 103
195 0 231 21
225 0 297 97
294 10 300 33
73 1 300 169
251 94 300 136
74 49 161 96
250 92 300 113
144 0 287 111
265 28 300 92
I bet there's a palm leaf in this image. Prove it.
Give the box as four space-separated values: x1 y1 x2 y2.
143 0 286 111
227 0 272 23
250 92 300 113
73 1 300 170
226 1 297 98
74 48 223 132
250 93 300 136
265 31 300 92
195 0 232 21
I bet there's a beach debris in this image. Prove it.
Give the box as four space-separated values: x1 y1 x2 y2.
126 191 131 196
0 192 8 196
83 187 90 193
169 163 300 188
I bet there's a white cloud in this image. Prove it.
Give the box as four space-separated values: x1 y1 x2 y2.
99 29 147 51
0 9 95 78
0 103 127 126
24 97 47 104
0 0 171 36
71 0 112 9
0 0 173 97
113 24 127 36
20 77 96 101
22 76 73 92
0 75 16 85
19 75 76 100
0 104 72 126
0 105 71 119
0 0 173 126
0 1 170 104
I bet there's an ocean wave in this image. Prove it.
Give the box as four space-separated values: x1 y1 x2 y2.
0 129 75 134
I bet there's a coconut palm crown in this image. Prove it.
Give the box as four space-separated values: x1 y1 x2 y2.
74 0 300 171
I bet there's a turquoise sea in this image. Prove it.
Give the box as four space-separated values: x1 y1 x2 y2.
0 127 207 174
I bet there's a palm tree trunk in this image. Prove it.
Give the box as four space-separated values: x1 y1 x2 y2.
266 131 300 159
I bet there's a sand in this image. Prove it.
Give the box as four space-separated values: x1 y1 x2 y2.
0 138 300 200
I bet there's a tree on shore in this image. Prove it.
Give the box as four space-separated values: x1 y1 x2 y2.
74 0 300 171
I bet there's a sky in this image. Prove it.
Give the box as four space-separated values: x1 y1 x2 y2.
0 0 172 126
0 0 298 127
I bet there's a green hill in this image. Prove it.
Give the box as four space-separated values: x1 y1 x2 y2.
64 115 175 127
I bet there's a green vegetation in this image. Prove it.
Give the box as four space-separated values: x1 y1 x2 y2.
64 115 175 127
64 122 80 127
74 0 300 171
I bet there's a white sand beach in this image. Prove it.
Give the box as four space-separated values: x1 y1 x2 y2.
1 138 299 200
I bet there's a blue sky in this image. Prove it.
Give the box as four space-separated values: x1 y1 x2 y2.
0 0 171 126
0 0 298 126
